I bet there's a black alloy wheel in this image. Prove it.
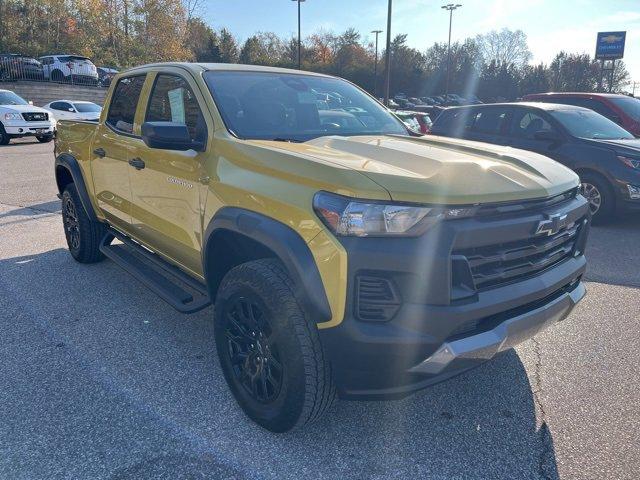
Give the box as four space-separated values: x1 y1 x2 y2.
63 193 81 251
223 294 284 404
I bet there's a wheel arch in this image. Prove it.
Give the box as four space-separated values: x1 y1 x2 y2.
55 153 98 222
202 207 332 324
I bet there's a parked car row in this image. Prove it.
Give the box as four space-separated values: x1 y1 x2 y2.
0 88 102 145
428 97 640 223
0 53 118 87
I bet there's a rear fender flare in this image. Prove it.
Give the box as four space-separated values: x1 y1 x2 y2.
55 153 98 222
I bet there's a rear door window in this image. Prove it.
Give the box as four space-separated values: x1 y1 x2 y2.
469 108 508 134
106 75 146 135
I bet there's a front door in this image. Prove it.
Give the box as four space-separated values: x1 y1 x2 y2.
507 108 569 165
128 70 211 276
90 74 147 231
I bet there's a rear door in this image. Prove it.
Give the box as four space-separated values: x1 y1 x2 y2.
128 69 211 276
465 106 511 145
90 74 147 232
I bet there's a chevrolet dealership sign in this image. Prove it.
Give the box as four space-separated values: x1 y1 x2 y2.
595 31 626 59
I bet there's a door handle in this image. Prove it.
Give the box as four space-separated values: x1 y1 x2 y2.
128 157 145 170
93 147 106 158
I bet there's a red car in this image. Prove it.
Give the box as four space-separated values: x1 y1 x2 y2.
523 92 640 137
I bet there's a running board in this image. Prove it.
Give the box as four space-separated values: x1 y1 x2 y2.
99 229 211 313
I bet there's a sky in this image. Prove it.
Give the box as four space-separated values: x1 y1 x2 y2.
201 0 640 84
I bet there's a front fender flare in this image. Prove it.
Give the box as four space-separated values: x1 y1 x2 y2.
202 207 332 324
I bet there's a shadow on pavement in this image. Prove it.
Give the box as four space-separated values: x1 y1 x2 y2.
0 200 61 217
0 248 559 479
585 213 640 288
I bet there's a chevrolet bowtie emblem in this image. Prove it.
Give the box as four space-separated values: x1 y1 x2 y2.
535 213 568 236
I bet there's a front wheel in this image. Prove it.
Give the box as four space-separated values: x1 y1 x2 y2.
0 124 10 145
580 173 615 224
214 259 336 432
36 135 53 143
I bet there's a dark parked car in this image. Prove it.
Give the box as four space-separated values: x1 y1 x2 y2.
0 54 44 81
430 102 640 223
97 67 118 87
523 92 640 137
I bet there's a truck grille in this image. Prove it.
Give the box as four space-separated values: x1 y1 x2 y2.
22 112 48 122
453 221 581 290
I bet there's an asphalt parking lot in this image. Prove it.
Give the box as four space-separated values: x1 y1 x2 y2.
1 137 639 480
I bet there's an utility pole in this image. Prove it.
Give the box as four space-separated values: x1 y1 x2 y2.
383 0 392 106
291 0 306 69
441 3 462 99
371 30 383 98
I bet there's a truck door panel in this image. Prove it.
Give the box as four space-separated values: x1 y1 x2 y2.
128 71 211 276
91 75 147 230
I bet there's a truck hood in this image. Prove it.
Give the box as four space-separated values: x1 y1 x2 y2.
0 104 49 114
251 135 579 204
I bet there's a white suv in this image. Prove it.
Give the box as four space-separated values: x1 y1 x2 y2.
0 89 54 145
39 55 98 85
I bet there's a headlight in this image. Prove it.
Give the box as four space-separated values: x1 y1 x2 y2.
618 155 640 169
313 191 477 237
4 113 22 121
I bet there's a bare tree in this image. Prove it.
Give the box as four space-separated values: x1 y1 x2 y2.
475 28 532 67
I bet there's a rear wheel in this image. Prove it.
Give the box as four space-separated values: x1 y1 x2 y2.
580 172 615 224
51 70 64 82
214 259 336 432
62 183 107 263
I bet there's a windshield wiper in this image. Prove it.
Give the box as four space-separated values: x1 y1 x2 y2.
271 138 303 143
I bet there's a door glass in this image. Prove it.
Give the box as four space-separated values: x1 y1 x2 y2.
106 75 146 134
510 111 554 139
470 109 507 134
145 74 207 144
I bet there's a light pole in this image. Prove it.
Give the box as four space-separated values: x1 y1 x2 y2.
383 0 392 106
371 29 383 97
291 0 306 69
441 3 461 99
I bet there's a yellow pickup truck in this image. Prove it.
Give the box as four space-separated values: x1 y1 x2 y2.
54 63 590 432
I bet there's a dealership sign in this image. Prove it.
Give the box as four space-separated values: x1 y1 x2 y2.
595 31 626 59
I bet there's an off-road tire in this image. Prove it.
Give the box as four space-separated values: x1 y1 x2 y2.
580 172 615 225
214 258 336 432
62 183 106 263
0 124 10 145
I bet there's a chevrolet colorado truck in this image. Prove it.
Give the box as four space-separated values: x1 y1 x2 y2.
54 63 590 432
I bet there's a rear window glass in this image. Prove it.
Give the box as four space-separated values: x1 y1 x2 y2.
106 75 146 134
470 109 507 134
431 109 475 135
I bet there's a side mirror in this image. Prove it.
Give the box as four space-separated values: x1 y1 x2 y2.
141 121 203 151
68 108 74 112
28 100 33 105
533 130 562 142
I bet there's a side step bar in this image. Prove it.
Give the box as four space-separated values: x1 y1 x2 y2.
99 229 211 313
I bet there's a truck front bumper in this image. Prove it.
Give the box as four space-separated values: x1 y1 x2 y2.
318 191 590 400
4 123 54 136
409 280 584 375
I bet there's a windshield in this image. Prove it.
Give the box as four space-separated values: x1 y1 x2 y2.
549 108 634 140
74 102 101 113
204 71 407 141
609 96 640 122
59 56 90 63
0 91 28 106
